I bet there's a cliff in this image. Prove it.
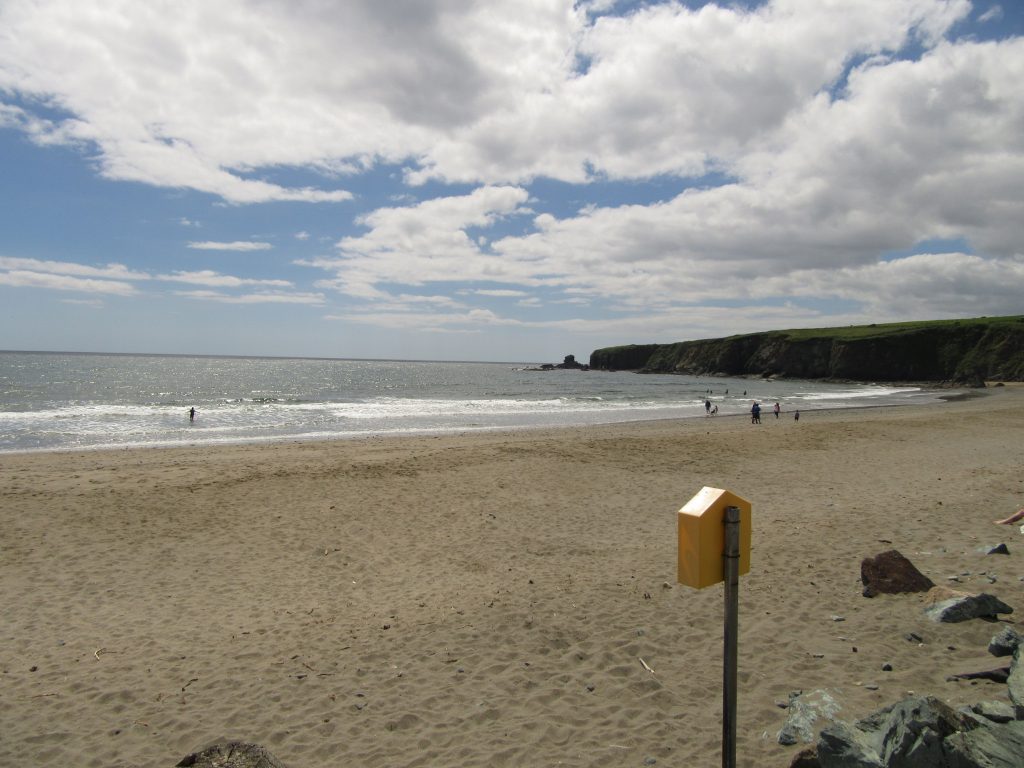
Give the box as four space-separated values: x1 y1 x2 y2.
589 316 1024 385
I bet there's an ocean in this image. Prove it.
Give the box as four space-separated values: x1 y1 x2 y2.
0 351 951 453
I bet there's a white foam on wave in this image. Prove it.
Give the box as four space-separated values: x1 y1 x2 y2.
795 386 922 401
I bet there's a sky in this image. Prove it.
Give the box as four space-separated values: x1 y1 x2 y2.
1 0 1022 363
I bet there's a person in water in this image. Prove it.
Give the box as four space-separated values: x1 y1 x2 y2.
189 406 196 422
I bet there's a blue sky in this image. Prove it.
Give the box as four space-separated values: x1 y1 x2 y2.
1 0 1022 363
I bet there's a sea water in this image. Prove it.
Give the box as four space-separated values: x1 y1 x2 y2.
0 351 951 453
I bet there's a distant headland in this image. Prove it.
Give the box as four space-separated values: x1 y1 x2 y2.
589 315 1024 386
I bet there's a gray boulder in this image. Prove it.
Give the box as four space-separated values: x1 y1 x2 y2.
176 741 286 768
816 696 963 767
1010 646 1024 717
988 626 1023 657
944 720 1024 766
812 695 1024 767
924 591 1013 623
778 689 842 745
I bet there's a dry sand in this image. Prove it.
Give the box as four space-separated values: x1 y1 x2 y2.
1 387 1023 767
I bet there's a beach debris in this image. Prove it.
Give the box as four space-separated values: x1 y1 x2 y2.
882 663 893 672
777 689 841 745
946 667 1010 683
904 632 923 643
809 695 1024 768
176 740 287 768
638 657 654 674
989 627 1023 657
984 543 1010 555
860 549 934 598
923 588 1013 623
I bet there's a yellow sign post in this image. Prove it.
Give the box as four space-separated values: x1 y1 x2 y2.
677 487 751 768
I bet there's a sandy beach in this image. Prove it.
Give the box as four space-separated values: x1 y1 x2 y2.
2 388 1022 767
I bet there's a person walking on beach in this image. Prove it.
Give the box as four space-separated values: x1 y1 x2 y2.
751 401 761 424
794 410 800 421
189 406 196 423
705 398 711 415
773 402 780 419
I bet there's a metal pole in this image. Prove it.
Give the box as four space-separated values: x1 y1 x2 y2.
722 505 741 768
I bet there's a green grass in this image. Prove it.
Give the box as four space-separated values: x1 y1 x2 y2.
717 315 1024 344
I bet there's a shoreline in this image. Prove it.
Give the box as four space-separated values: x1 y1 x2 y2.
0 384 972 458
2 387 1022 767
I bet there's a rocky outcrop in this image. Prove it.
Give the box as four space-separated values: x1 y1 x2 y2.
525 354 589 371
176 741 287 768
796 695 1024 768
555 354 587 370
589 316 1024 383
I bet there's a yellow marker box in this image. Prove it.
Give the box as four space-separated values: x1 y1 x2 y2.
677 487 751 589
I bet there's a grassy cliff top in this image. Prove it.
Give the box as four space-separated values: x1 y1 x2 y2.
699 314 1024 344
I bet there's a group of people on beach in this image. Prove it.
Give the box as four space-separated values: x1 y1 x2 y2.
703 397 800 423
749 400 797 423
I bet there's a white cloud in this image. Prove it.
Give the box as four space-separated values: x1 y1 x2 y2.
60 298 105 308
175 289 325 305
0 269 137 295
331 306 521 331
978 5 1003 24
186 241 273 251
308 186 533 297
0 256 145 297
778 253 1024 318
159 270 292 288
1 0 1022 352
475 289 530 297
0 256 150 280
0 1 972 197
